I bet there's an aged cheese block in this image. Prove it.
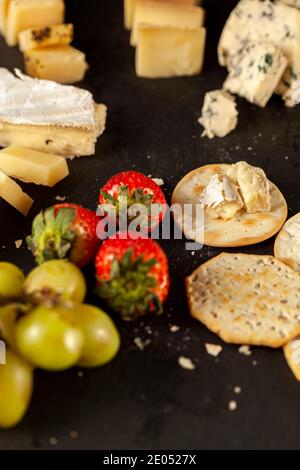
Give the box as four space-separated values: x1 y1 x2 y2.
0 146 69 186
19 23 73 52
224 42 288 107
24 46 88 84
131 0 204 46
0 169 33 215
5 0 64 46
136 25 206 78
0 0 9 34
0 69 107 158
124 0 198 30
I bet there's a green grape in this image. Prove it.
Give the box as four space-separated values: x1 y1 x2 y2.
24 260 86 303
76 304 120 368
0 262 24 299
0 349 33 429
15 306 84 371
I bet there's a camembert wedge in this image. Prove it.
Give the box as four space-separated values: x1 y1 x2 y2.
5 0 65 46
0 169 33 215
0 146 69 187
19 23 73 52
0 69 107 158
24 46 88 84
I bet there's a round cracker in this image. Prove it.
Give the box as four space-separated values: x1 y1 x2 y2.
186 253 300 348
171 164 287 247
274 213 300 271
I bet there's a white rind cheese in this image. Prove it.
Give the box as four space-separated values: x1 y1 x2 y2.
131 0 204 46
218 0 300 106
136 25 206 78
199 90 238 139
0 69 107 157
227 161 271 214
200 173 243 220
224 42 288 107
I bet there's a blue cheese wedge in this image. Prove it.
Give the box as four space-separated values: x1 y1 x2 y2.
199 90 238 139
227 161 271 214
200 174 244 220
224 42 288 107
218 0 300 106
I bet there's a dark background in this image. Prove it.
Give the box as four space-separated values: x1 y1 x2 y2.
0 0 300 450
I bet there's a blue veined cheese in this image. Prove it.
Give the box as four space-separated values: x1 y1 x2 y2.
198 90 238 139
224 42 288 107
199 173 244 220
227 161 271 214
218 0 300 105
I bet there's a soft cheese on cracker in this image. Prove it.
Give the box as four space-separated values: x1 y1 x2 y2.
199 174 243 220
227 162 271 214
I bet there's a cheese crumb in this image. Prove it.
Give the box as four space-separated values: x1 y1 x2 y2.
205 343 223 357
14 239 22 249
49 437 58 446
178 356 196 370
55 195 66 202
70 431 78 439
238 345 252 356
170 325 180 333
233 386 242 395
152 178 164 186
228 400 238 411
133 337 151 351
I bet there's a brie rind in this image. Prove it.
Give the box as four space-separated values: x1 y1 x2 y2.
0 69 107 157
227 161 271 214
200 174 243 220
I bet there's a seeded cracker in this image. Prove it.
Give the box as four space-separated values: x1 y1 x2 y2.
186 253 300 347
283 338 300 381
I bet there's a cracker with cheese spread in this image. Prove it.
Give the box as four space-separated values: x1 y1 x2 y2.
171 162 287 247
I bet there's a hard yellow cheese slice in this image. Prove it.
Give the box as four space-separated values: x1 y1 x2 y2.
0 146 69 187
5 0 64 47
131 0 205 46
19 23 73 52
0 169 33 216
24 45 88 84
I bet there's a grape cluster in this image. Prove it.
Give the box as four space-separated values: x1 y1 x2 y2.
0 260 120 429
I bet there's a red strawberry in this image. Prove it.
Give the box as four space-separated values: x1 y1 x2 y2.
95 233 169 321
27 203 101 268
99 171 167 233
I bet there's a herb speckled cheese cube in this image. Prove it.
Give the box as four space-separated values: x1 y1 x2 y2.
224 42 288 107
198 90 238 139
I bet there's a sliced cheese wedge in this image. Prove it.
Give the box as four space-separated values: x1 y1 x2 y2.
124 0 198 30
24 45 88 84
131 0 205 46
136 25 206 78
0 169 33 215
0 146 69 187
0 69 107 158
19 23 73 52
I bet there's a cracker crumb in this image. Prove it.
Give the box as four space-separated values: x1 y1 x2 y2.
170 325 180 333
133 337 151 351
228 400 238 411
238 345 252 356
252 360 258 366
49 437 58 446
77 370 83 378
55 195 66 202
191 251 195 256
233 386 242 394
70 431 78 439
205 343 223 357
178 356 196 370
152 178 164 186
14 239 22 249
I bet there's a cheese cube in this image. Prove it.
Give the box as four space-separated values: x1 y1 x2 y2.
224 42 288 108
124 0 198 30
131 0 205 46
136 25 206 78
19 23 73 52
0 169 33 215
0 0 10 35
0 146 69 187
5 0 64 47
24 46 88 84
